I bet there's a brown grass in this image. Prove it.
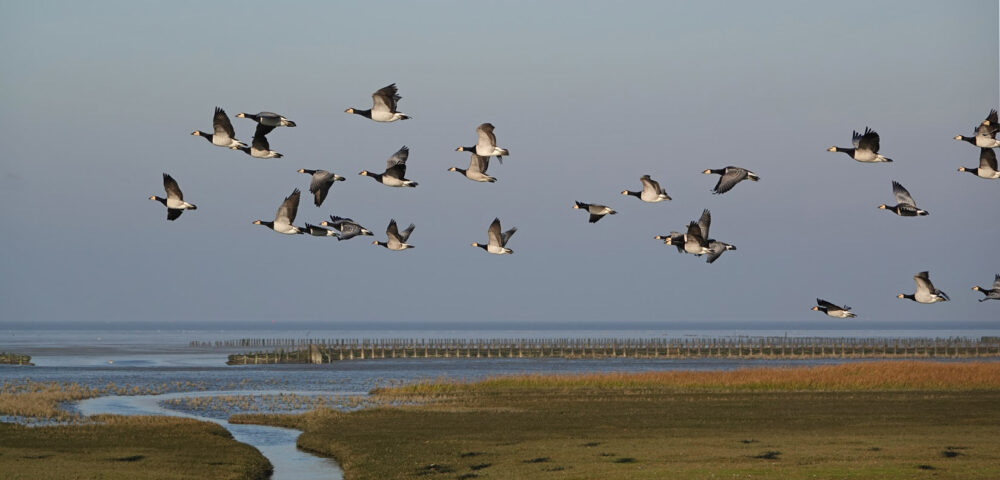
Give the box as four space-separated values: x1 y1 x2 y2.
377 361 1000 396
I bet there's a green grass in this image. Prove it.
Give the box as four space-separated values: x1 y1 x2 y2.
0 415 272 480
237 362 1000 480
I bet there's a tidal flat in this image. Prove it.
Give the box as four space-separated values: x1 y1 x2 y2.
236 362 1000 480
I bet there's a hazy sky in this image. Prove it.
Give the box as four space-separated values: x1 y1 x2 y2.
0 1 997 329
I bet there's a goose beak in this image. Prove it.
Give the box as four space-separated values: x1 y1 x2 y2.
826 146 836 152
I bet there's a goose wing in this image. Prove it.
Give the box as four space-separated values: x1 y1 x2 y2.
275 188 301 225
310 171 333 207
476 123 497 149
162 173 183 201
816 299 842 310
469 154 490 175
913 271 935 295
213 107 237 139
851 129 863 148
856 127 880 153
386 145 410 169
372 84 400 114
386 219 401 242
891 181 916 206
487 218 503 247
254 123 276 138
714 167 747 194
992 274 1000 290
980 148 998 171
686 221 706 245
166 208 183 221
705 241 730 263
398 223 415 242
251 132 272 152
640 175 661 195
697 209 711 240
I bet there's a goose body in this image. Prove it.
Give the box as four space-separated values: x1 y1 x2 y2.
573 201 616 223
345 83 410 122
233 124 282 158
253 188 304 235
898 271 949 303
149 173 197 221
472 218 516 255
374 219 415 250
449 153 496 183
622 175 671 202
812 299 857 318
236 111 296 127
298 169 345 207
702 166 759 194
456 123 509 163
191 107 246 148
878 181 928 216
360 146 418 187
954 109 1000 147
972 274 1000 302
827 127 892 163
958 148 1000 179
320 215 373 241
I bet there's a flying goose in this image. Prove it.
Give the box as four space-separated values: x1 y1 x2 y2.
827 127 893 163
655 210 735 263
972 274 1000 302
360 146 418 187
898 271 949 303
232 124 283 158
811 299 857 318
345 83 410 122
320 215 373 241
878 181 928 216
253 188 304 235
304 223 338 237
954 109 1000 148
622 175 671 202
235 111 297 127
448 153 496 183
702 166 759 194
374 219 415 250
472 218 517 255
298 169 345 207
149 173 197 221
957 148 1000 179
456 123 509 163
573 201 616 223
191 107 246 148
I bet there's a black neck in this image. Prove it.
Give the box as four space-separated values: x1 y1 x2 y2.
257 221 274 229
835 147 855 156
301 169 317 175
451 167 467 175
475 243 488 251
152 196 166 206
366 172 383 182
624 190 640 197
961 167 979 176
351 109 372 119
197 131 213 142
959 136 975 145
901 294 915 300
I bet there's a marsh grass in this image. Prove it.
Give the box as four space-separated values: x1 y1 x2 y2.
377 361 1000 396
0 415 272 479
241 361 1000 480
0 380 210 422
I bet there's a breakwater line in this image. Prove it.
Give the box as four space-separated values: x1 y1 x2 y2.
217 336 1000 365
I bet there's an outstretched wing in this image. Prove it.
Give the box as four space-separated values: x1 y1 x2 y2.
386 145 410 169
276 188 301 224
891 181 916 206
372 83 400 113
162 173 183 201
469 154 490 175
713 167 747 194
213 107 237 139
913 271 934 295
816 299 840 310
697 209 711 240
992 274 1000 290
487 218 503 247
399 223 415 242
476 123 497 148
856 127 880 153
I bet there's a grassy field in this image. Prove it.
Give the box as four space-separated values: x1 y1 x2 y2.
236 361 1000 480
0 415 272 480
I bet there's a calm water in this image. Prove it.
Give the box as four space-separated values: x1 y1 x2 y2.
3 327 998 479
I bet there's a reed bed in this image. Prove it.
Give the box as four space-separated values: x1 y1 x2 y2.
0 352 32 365
378 361 1000 396
162 393 380 416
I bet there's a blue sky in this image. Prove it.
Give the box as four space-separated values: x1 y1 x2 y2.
0 1 997 328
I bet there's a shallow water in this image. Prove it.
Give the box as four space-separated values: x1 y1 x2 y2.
3 327 998 479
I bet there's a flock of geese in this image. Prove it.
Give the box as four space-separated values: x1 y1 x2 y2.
150 85 1000 316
